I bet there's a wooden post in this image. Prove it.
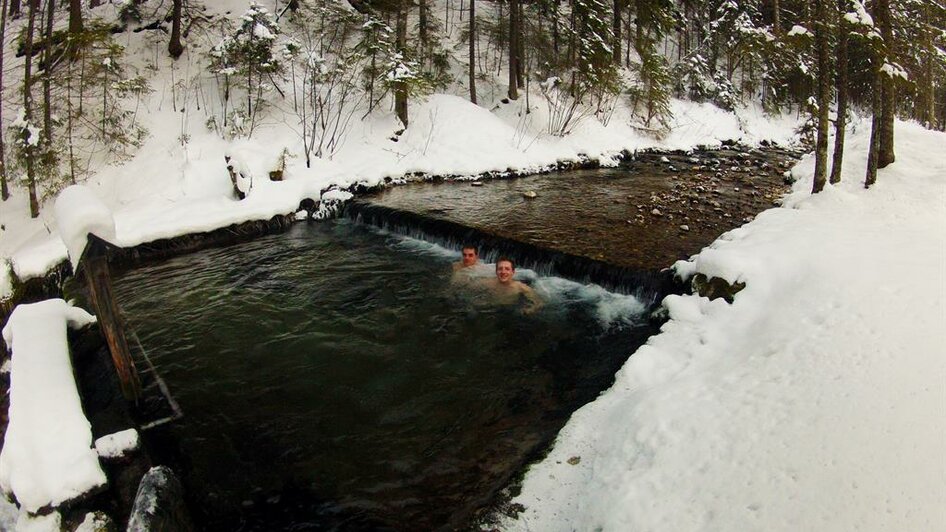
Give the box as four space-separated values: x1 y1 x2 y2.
81 235 141 401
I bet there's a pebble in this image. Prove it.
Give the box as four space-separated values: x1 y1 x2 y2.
680 224 690 231
471 181 483 187
523 190 537 198
651 208 662 216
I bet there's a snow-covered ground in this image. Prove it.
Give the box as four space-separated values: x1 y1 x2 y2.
2 2 943 530
503 120 946 531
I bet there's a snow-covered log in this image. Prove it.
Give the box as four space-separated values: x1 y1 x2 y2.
0 299 106 513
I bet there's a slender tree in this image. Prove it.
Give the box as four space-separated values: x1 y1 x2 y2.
468 0 476 104
42 0 54 145
394 0 409 126
169 0 184 58
865 72 882 188
508 0 520 99
0 0 8 201
772 0 781 35
23 0 39 217
811 0 831 193
876 0 895 167
613 0 622 66
68 0 82 35
829 0 849 185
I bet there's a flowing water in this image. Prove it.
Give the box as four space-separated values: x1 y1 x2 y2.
113 219 660 530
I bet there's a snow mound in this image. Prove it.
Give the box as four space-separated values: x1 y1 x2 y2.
94 429 141 459
54 186 117 270
1 299 106 513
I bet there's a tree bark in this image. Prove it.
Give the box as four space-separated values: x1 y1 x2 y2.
42 0 53 145
772 0 781 36
68 0 81 34
24 0 39 218
418 0 428 49
394 0 408 126
168 0 183 58
508 0 519 100
0 0 8 201
811 0 830 194
468 0 476 104
920 3 934 128
515 0 524 88
612 0 622 66
876 0 895 167
865 70 882 188
829 0 848 185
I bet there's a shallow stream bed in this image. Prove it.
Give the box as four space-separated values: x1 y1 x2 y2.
113 220 660 530
362 146 800 270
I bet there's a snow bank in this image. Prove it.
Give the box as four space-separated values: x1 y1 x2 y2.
1 299 106 513
505 121 946 530
54 185 117 270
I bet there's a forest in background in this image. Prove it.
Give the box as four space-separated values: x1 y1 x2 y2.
0 0 943 218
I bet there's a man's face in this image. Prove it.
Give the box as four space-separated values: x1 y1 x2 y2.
495 260 515 283
461 248 478 267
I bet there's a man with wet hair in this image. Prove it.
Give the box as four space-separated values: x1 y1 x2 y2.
489 257 541 313
453 245 479 271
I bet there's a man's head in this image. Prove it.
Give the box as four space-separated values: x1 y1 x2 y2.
495 257 515 284
461 246 478 267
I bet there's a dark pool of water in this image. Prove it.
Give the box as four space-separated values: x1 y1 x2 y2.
113 220 658 530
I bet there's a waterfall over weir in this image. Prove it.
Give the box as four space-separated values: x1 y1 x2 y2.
342 200 685 306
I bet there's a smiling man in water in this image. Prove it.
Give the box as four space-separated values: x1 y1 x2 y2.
488 257 542 313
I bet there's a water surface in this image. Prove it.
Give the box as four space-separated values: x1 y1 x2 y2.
114 220 657 530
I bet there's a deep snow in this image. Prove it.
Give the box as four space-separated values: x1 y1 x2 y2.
502 120 946 531
1 1 943 530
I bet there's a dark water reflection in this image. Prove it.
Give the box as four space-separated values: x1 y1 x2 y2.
113 220 657 530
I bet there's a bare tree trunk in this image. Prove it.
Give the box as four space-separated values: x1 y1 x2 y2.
865 71 881 188
419 0 429 49
772 0 781 36
919 3 934 127
168 0 183 58
68 0 81 35
0 0 8 200
508 0 519 100
394 0 409 126
877 0 895 167
612 0 622 66
42 0 53 144
515 0 524 88
811 0 830 194
24 0 39 217
552 0 559 55
829 0 848 185
468 0 476 104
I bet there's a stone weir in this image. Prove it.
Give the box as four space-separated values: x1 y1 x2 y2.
344 200 681 305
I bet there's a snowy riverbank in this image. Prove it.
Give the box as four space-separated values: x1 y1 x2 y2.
503 120 946 531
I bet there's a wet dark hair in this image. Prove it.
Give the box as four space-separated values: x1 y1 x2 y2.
461 245 477 254
495 257 515 270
